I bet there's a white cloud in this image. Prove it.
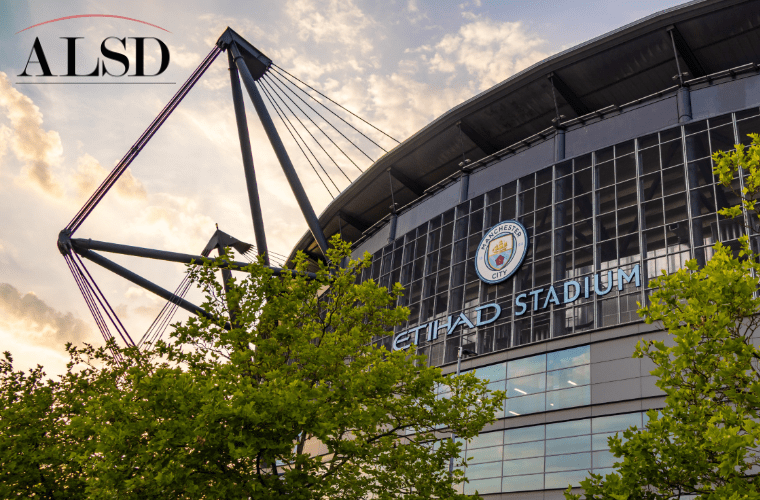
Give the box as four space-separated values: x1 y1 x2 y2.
0 283 92 347
426 19 550 91
287 0 376 55
74 153 147 201
0 72 64 196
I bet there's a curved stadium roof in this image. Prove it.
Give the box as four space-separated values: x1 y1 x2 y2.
288 0 760 264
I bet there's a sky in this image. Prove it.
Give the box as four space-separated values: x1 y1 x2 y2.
0 0 691 375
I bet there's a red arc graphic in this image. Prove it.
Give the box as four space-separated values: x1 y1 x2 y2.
15 15 171 35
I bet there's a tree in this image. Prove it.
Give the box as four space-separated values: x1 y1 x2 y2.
0 236 503 500
565 135 760 500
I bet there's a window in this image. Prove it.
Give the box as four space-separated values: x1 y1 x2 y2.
456 410 649 493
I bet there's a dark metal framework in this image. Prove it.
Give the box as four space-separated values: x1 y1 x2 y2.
57 27 389 349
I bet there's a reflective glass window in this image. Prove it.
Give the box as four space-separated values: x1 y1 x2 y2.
466 446 503 464
546 418 590 440
506 392 545 416
508 354 546 378
546 365 590 391
473 362 506 382
467 431 504 450
503 440 544 459
544 469 590 489
545 435 591 456
546 385 590 411
547 346 590 371
545 452 591 473
504 425 545 445
503 457 544 477
592 413 642 434
502 474 544 492
464 461 502 479
508 373 546 397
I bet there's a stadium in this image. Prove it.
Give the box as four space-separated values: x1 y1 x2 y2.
283 0 760 496
56 0 760 496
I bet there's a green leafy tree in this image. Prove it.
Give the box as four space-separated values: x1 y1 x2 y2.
566 135 760 500
0 236 503 499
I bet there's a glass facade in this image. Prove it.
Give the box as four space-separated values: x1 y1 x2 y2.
436 346 591 418
360 106 760 367
454 411 649 495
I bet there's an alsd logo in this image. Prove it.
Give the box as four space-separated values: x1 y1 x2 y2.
16 15 172 81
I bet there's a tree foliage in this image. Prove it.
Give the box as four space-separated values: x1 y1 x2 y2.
0 236 503 499
566 135 760 500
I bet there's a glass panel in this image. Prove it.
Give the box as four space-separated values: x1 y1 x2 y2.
473 362 506 382
503 457 544 477
502 473 544 492
547 345 590 371
508 373 546 397
545 452 591 473
546 418 590 440
508 354 546 378
592 450 617 469
592 412 642 434
661 139 684 168
467 431 504 449
639 146 660 174
547 365 590 391
504 424 545 445
615 154 636 182
685 131 709 160
545 435 591 456
544 469 590 489
546 385 590 411
592 432 629 451
464 476 502 495
466 445 503 464
506 392 545 416
464 461 502 480
503 440 544 459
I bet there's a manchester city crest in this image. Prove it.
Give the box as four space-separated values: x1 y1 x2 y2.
475 220 529 284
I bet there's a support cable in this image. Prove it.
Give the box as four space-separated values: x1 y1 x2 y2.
259 79 337 197
66 45 222 234
263 75 356 180
259 80 337 196
272 64 400 145
73 253 135 347
142 275 192 347
66 256 122 361
261 77 350 185
65 255 108 344
266 72 371 169
139 273 190 346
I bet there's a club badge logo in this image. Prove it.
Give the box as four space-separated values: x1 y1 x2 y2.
475 220 528 284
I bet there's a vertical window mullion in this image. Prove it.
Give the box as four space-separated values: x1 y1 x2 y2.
591 151 598 330
681 123 694 263
510 179 520 348
635 137 645 309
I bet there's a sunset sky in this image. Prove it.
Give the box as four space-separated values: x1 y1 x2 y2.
0 0 688 375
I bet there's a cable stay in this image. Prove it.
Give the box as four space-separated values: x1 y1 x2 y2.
271 63 400 145
264 73 367 172
261 76 355 181
259 81 338 198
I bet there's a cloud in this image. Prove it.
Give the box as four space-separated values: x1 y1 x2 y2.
74 153 147 201
0 283 91 346
426 19 550 91
0 72 64 196
287 0 376 55
168 45 203 69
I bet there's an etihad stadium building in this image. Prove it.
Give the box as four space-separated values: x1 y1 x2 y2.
286 0 760 497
